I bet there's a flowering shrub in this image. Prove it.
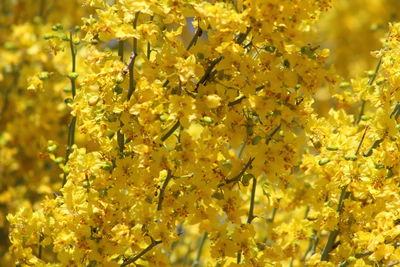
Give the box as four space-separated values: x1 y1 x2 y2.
2 0 400 266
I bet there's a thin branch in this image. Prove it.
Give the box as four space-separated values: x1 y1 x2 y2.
355 126 369 156
255 85 265 92
355 57 382 124
238 141 246 159
191 233 208 267
337 187 350 214
117 123 125 153
187 23 202 51
236 252 242 264
363 135 385 157
162 79 169 88
167 26 250 94
228 96 246 107
38 233 44 259
69 32 76 73
126 12 140 100
157 170 173 211
237 158 257 262
117 39 125 152
63 32 78 187
161 120 181 142
310 231 319 256
301 237 313 261
122 52 136 76
355 100 366 125
120 238 162 267
266 206 278 223
321 186 349 261
69 32 77 98
147 16 154 60
194 56 224 92
247 176 257 223
337 251 373 267
85 173 90 193
266 124 281 145
62 116 76 187
367 57 382 87
235 27 252 45
320 229 339 261
38 0 46 17
181 244 192 267
390 102 400 120
218 157 255 187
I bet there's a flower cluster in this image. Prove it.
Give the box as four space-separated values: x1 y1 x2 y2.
3 0 400 267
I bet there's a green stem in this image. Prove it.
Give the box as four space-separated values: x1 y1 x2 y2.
266 205 278 223
85 173 90 193
157 170 173 211
66 117 77 158
301 237 313 261
238 174 257 266
62 34 78 187
117 128 124 153
191 233 208 267
161 120 180 142
117 39 125 152
266 124 281 145
247 176 257 224
120 238 162 267
235 27 252 45
146 16 154 60
390 102 400 120
355 100 366 125
355 126 368 156
62 116 76 187
321 186 349 261
321 229 339 261
219 157 255 187
38 0 46 17
194 56 224 93
367 57 382 87
255 85 265 92
231 0 239 12
236 252 242 264
355 57 382 124
228 96 246 107
311 231 319 255
363 135 385 157
238 139 246 159
186 22 202 51
38 233 44 259
181 244 192 267
69 32 77 98
388 261 400 267
147 42 151 60
337 251 373 267
127 12 140 100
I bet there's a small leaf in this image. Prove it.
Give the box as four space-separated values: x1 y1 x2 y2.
252 136 262 145
241 173 255 186
326 146 339 151
212 191 224 200
318 158 331 165
344 155 357 161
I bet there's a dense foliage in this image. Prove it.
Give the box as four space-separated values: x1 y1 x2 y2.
2 0 400 266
